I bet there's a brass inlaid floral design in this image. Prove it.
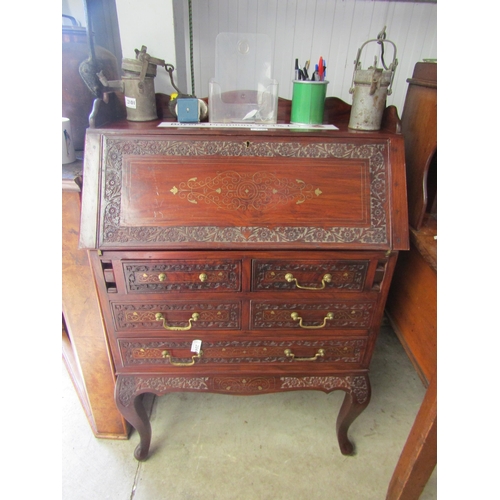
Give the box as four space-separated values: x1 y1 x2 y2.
101 138 388 245
169 171 322 211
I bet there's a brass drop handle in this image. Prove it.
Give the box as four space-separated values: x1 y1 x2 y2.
158 273 166 282
290 311 334 329
285 273 332 290
161 349 203 366
199 273 208 282
155 312 199 331
284 348 325 361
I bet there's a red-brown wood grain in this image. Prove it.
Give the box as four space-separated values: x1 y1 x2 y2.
400 63 437 231
63 181 129 438
80 97 409 460
386 372 437 500
385 61 437 498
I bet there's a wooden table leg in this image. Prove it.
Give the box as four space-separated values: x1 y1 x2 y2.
336 373 372 455
115 376 152 461
386 371 437 500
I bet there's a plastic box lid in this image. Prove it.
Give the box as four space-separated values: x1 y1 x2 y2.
209 33 278 123
214 33 274 91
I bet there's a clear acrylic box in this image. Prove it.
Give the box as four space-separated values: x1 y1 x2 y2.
209 33 279 124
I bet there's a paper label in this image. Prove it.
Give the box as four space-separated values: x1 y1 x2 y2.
125 96 137 109
191 340 202 354
157 122 338 130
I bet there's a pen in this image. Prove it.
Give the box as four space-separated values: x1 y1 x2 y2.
312 64 319 81
318 57 324 81
303 60 310 80
295 58 299 80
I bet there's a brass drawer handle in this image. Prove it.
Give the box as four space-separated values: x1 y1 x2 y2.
158 273 167 282
290 311 334 329
161 349 203 366
155 312 199 331
285 273 332 290
284 348 325 361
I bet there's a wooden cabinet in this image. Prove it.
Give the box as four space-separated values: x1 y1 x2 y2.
385 62 437 500
62 161 129 438
80 98 409 460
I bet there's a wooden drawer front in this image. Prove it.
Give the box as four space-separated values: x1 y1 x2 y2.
123 260 241 293
111 301 241 331
252 259 369 291
250 301 375 330
117 338 368 368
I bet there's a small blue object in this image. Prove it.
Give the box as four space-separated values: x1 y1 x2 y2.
177 98 200 123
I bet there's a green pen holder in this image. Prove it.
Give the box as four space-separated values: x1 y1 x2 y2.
290 80 329 125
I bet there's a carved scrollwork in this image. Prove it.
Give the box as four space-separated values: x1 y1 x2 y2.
112 302 240 329
120 339 366 365
124 261 240 292
253 261 368 290
279 375 370 403
100 138 388 245
252 302 374 329
116 373 370 402
116 375 210 407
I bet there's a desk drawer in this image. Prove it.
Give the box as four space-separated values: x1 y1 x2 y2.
117 337 368 368
122 260 241 293
250 300 375 331
252 259 369 291
111 300 241 332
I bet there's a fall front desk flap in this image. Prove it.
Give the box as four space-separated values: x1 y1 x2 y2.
79 131 408 251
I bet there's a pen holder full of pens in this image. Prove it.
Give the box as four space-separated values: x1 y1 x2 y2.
290 80 329 125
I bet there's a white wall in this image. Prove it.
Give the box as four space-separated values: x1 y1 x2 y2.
63 0 436 114
62 0 85 26
177 0 437 114
62 0 179 95
115 0 178 95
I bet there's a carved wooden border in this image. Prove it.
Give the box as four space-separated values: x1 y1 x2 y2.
116 373 370 406
100 138 388 246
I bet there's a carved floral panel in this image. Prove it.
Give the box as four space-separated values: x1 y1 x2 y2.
99 137 389 246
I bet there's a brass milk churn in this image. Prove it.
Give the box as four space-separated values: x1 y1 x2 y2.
348 28 398 131
98 46 165 121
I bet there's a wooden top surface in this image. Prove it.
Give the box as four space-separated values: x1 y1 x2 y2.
89 94 402 137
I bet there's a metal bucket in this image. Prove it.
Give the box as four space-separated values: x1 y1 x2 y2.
120 53 161 121
98 46 165 121
348 29 398 131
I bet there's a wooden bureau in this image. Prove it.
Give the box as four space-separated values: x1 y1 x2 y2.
80 98 409 461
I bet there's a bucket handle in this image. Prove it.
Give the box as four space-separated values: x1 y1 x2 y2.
349 27 398 95
134 46 166 83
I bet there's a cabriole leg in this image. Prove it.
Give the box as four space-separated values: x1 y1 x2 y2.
115 376 152 461
336 374 371 455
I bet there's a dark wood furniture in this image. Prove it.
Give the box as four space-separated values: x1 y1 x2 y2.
63 161 129 438
79 96 409 461
385 62 437 500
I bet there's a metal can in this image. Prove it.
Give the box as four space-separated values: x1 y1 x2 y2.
348 30 398 131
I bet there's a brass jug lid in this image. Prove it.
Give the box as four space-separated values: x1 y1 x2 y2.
122 58 158 77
